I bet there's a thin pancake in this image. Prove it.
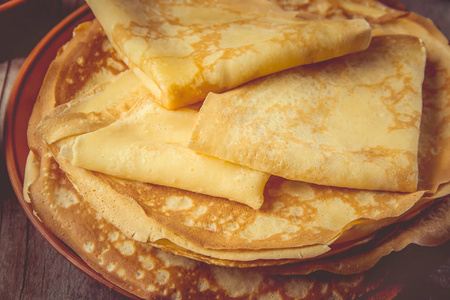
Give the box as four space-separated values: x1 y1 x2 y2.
188 35 426 193
26 148 435 298
281 0 450 194
371 14 450 193
86 0 371 109
26 20 128 158
36 79 270 209
32 35 434 259
23 1 450 298
32 27 446 263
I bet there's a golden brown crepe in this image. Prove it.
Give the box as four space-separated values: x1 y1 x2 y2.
36 71 270 209
28 149 450 299
34 70 147 145
25 115 450 297
29 2 450 265
280 0 450 195
21 19 377 298
86 0 372 109
23 0 450 298
33 37 436 262
189 35 426 193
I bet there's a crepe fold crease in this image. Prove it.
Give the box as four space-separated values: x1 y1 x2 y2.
86 0 372 109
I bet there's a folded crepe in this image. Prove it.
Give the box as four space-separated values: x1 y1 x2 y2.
34 70 146 145
86 0 372 109
189 34 426 193
36 70 270 209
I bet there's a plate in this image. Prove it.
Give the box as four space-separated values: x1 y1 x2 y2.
0 0 27 12
4 5 138 299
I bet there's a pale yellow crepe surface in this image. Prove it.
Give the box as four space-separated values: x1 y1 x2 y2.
34 62 429 259
27 20 128 157
371 15 450 193
283 0 450 194
34 56 429 257
189 35 426 192
57 98 269 209
32 18 448 263
35 70 145 145
86 0 371 109
36 70 269 209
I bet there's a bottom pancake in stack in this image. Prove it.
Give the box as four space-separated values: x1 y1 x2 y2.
24 0 450 298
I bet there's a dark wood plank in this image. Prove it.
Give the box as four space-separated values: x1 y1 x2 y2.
0 178 27 300
0 59 27 299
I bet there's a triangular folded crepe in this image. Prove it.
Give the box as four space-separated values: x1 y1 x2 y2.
189 35 426 192
36 71 269 209
35 70 146 145
86 0 372 109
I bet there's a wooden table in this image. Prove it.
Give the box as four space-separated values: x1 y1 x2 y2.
1 1 450 299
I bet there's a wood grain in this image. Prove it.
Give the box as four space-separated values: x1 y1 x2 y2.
1 1 450 299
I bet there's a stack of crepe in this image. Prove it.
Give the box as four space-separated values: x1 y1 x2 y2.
24 0 450 298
